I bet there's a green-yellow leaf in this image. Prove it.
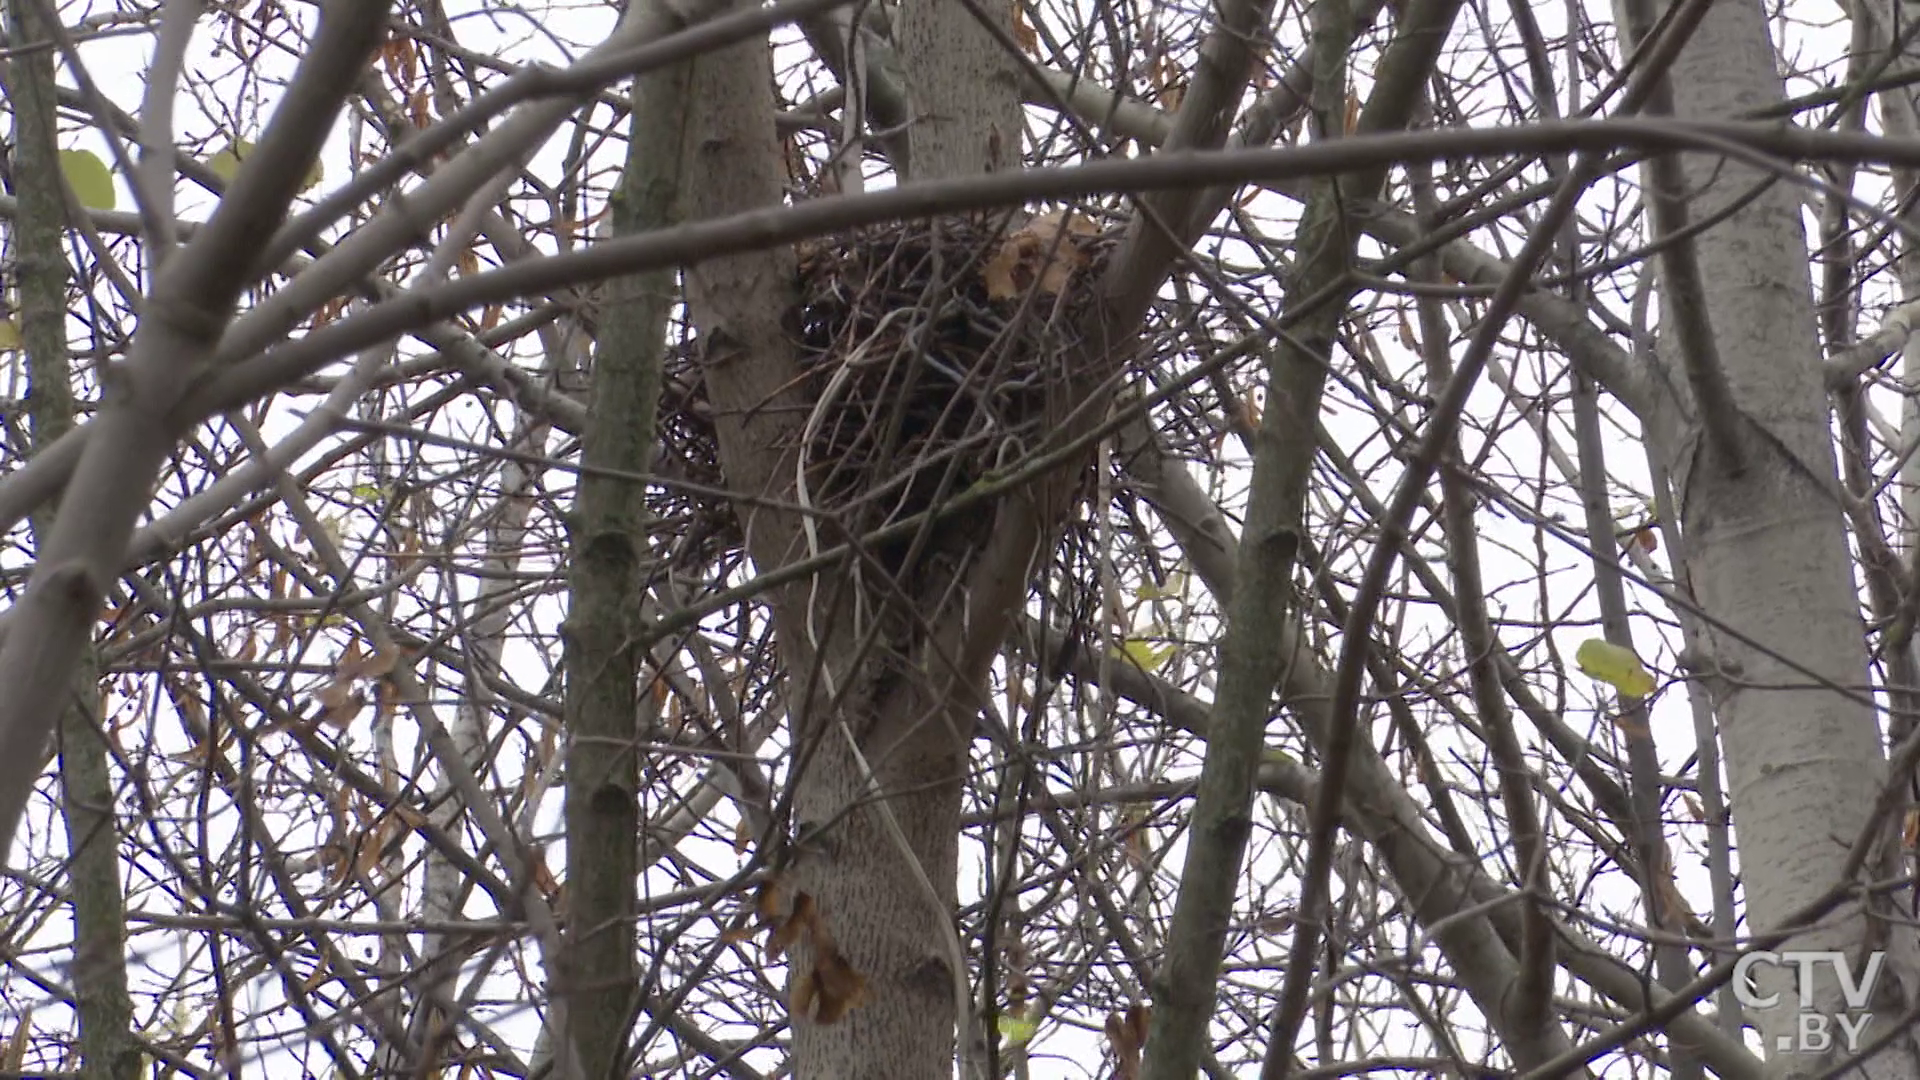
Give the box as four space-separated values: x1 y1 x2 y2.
0 320 21 352
58 148 115 210
209 138 323 193
996 1012 1038 1046
1133 569 1190 601
350 483 385 503
1575 638 1656 698
1116 638 1175 672
208 140 247 183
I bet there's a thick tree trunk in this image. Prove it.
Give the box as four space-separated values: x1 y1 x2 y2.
680 1 1027 1074
1665 0 1920 1074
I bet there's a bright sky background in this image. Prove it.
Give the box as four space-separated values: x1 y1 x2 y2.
4 0 1911 1076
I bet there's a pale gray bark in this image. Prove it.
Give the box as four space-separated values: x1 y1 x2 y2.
773 0 1027 1073
1662 0 1920 1074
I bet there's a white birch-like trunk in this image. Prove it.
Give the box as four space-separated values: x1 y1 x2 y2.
1665 1 1920 1073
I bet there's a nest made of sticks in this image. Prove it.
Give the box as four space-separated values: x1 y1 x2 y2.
643 211 1112 578
788 211 1113 574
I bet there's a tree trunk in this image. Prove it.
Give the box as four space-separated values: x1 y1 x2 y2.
1665 0 1920 1073
678 0 1026 1072
559 50 686 1080
9 0 138 1073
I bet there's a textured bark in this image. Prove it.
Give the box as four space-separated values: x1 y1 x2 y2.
669 11 851 1071
895 0 1022 178
7 0 137 1075
1665 0 1920 1074
782 5 1026 1079
681 1 1016 1074
558 58 688 1080
676 0 1049 1073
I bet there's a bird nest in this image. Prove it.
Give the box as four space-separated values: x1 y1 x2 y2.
788 211 1111 573
645 211 1111 579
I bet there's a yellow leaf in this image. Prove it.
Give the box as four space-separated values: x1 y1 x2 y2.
208 140 249 183
0 320 21 352
997 1011 1039 1046
1574 638 1656 698
58 148 115 210
1133 570 1189 601
209 138 323 193
1115 638 1175 672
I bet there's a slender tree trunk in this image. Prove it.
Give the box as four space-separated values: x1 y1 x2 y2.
560 53 688 1080
7 1 137 1075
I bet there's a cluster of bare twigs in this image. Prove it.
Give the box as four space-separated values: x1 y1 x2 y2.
649 213 1120 582
787 214 1110 570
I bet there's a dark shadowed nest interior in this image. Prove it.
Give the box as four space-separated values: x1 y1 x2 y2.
652 212 1117 586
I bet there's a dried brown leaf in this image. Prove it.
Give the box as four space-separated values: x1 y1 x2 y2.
754 881 784 924
792 968 818 1019
316 681 363 728
807 948 868 1025
3 1006 30 1072
982 246 1022 300
1013 0 1037 52
720 910 758 945
770 891 817 958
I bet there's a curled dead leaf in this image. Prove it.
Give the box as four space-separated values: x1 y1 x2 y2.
799 947 869 1025
1105 1003 1152 1079
981 211 1099 301
720 910 758 945
315 681 364 729
755 880 784 922
769 891 817 959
